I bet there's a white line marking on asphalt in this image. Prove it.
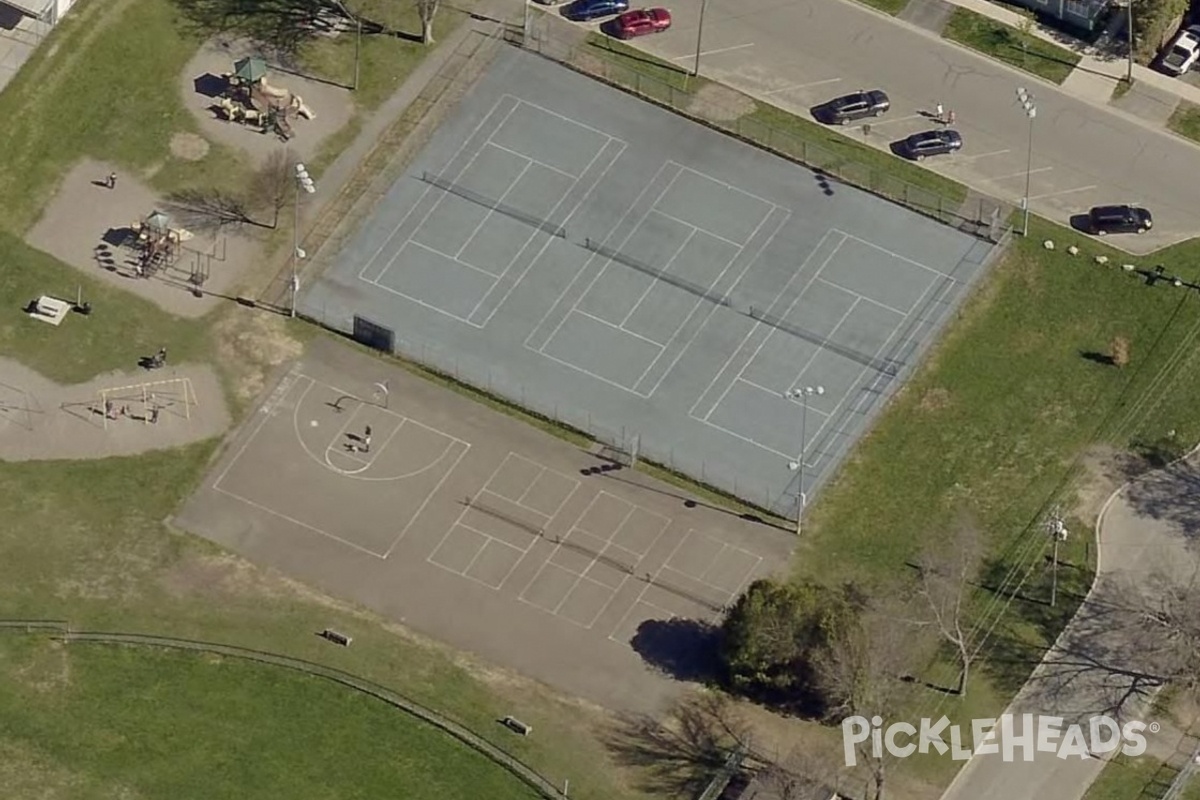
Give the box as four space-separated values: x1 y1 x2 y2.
858 114 924 126
952 149 1010 162
670 43 755 61
1028 185 1097 201
762 78 841 95
985 166 1053 182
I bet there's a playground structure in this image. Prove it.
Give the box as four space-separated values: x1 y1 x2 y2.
216 57 316 141
95 378 198 430
129 210 194 278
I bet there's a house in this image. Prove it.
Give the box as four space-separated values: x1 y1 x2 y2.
1009 0 1110 32
0 0 79 93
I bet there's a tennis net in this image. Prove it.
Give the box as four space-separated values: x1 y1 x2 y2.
420 172 567 238
581 238 731 307
746 306 899 376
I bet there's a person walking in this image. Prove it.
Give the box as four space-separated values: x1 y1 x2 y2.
934 102 944 123
107 172 117 189
947 109 957 126
363 425 372 454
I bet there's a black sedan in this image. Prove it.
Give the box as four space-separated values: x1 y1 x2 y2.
1087 205 1153 235
562 0 629 20
901 129 963 161
814 90 890 125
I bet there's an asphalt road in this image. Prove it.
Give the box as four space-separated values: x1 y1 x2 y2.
606 0 1200 253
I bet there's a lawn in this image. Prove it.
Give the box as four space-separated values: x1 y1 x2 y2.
853 0 910 14
580 30 967 217
943 8 1081 85
0 639 543 800
1168 100 1200 145
800 219 1200 784
1082 753 1174 800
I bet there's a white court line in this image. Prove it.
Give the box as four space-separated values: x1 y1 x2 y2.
839 230 955 279
575 309 667 349
642 207 791 399
762 78 841 95
650 209 743 248
608 532 687 642
817 277 910 317
476 138 627 328
586 514 671 628
779 299 863 446
454 160 533 260
739 376 833 421
688 227 841 420
486 140 578 179
290 377 463 482
674 161 779 210
535 349 650 396
357 98 520 283
382 442 471 558
697 231 849 423
984 166 1053 183
670 43 755 60
510 457 582 518
216 485 389 558
510 93 620 142
323 416 407 473
538 168 686 353
407 240 502 280
572 491 634 539
1029 185 1096 201
523 161 678 349
619 227 696 328
362 278 478 326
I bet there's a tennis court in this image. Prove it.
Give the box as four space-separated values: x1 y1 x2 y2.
301 45 999 516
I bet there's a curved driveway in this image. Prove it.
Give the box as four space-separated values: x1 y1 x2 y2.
626 0 1200 253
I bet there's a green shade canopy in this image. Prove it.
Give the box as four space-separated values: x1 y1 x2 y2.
145 210 171 233
233 56 267 83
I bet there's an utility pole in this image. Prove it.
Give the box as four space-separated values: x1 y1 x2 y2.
1126 0 1134 84
1045 506 1068 608
692 0 708 77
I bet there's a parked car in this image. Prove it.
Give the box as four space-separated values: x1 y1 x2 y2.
1087 205 1153 235
562 0 629 21
901 129 963 160
1160 25 1200 76
610 7 672 38
814 90 890 125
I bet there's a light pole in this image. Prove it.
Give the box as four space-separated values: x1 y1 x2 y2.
1016 87 1037 237
692 0 708 77
292 162 316 318
1125 0 1134 84
785 385 824 535
1045 507 1068 608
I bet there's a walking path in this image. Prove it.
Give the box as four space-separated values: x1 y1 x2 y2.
941 449 1200 800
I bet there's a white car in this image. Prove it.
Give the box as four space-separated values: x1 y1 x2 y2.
1161 26 1200 76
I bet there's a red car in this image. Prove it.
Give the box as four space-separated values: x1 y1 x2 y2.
612 7 671 38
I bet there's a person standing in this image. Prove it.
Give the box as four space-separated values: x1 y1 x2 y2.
935 102 944 123
363 425 372 454
107 172 117 189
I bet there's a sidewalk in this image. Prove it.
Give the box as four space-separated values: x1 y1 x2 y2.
944 0 1200 109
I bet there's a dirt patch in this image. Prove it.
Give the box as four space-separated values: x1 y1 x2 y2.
159 553 238 597
918 387 952 412
9 640 72 694
170 132 211 161
212 310 304 404
686 83 755 122
1072 444 1144 527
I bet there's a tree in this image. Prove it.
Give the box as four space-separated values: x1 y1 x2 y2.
1133 570 1200 690
915 514 983 697
248 149 295 229
814 605 927 800
1111 335 1131 368
416 0 439 44
720 578 858 715
165 187 261 232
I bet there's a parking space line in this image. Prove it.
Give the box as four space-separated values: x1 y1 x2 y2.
951 149 1010 162
762 78 841 95
669 43 754 61
985 166 1052 182
1028 185 1097 201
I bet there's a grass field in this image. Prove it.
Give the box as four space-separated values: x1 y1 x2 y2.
943 8 1081 85
0 639 544 800
1168 100 1200 145
1082 753 1174 800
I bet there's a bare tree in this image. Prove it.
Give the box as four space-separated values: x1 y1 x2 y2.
815 605 926 800
916 515 983 697
248 149 295 229
165 188 261 233
1134 570 1200 690
416 0 439 44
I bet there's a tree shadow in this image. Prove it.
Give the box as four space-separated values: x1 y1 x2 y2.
173 0 419 59
1121 458 1200 549
603 692 754 797
1080 350 1115 366
630 618 723 683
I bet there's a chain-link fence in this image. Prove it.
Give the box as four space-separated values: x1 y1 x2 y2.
511 15 1013 241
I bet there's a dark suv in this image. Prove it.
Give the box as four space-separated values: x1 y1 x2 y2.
562 0 628 20
1087 205 1153 235
815 90 890 125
